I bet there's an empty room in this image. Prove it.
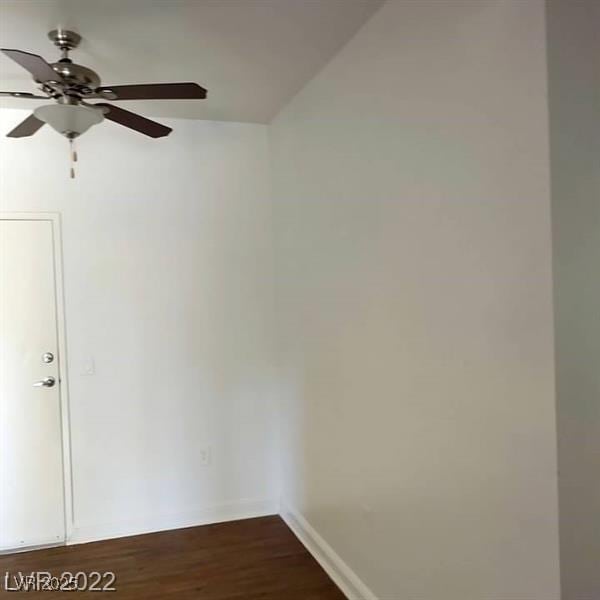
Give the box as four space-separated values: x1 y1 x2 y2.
0 0 597 598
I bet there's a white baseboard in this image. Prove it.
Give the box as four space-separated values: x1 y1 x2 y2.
69 497 277 545
280 500 378 600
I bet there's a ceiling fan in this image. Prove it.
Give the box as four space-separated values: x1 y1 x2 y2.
0 29 207 141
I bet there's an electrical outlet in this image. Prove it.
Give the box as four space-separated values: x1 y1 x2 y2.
199 446 211 466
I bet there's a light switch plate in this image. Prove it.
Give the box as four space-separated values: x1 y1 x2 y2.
82 357 95 376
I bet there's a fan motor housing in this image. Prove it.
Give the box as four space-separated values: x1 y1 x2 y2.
50 62 101 94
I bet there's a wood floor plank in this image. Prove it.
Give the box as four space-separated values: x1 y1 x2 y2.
0 516 346 599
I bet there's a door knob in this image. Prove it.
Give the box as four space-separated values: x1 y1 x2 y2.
33 376 56 388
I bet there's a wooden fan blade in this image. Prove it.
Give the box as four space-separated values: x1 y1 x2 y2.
96 82 207 100
95 103 172 138
6 113 45 137
1 49 60 83
0 91 48 99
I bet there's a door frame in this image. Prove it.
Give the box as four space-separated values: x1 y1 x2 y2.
0 212 74 546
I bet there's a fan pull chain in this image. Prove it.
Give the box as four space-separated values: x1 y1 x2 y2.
69 138 78 179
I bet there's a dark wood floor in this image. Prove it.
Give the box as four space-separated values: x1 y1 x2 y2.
0 516 346 599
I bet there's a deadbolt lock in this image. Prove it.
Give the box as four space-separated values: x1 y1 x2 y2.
42 352 54 364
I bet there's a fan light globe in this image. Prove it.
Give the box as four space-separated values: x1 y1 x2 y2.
33 103 104 138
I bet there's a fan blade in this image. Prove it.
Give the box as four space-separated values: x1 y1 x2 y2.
6 113 45 138
95 103 172 138
0 91 48 99
1 49 60 83
96 82 207 100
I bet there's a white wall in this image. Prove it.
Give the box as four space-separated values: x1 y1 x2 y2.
270 1 560 598
547 1 600 598
0 110 278 541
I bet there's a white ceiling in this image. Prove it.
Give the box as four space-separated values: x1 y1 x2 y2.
0 0 382 123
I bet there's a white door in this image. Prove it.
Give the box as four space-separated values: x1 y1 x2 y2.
0 219 66 551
